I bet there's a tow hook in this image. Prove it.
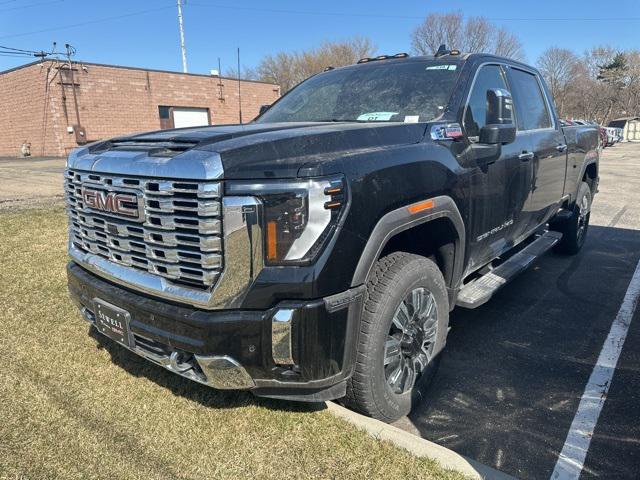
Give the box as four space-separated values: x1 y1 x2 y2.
169 351 194 373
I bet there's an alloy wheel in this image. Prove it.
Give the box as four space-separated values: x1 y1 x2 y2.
384 287 438 394
577 195 590 243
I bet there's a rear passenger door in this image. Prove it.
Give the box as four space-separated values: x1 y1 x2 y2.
506 67 567 231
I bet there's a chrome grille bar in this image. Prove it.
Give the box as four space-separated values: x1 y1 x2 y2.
65 169 223 290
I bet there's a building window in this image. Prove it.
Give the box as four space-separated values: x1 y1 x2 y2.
158 106 171 119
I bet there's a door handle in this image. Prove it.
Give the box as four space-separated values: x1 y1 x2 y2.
518 152 534 161
556 144 568 152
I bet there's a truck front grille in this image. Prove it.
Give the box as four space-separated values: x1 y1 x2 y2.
65 169 223 290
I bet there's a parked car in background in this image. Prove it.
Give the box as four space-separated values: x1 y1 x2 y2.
609 117 640 142
598 126 608 148
615 127 624 143
605 127 618 146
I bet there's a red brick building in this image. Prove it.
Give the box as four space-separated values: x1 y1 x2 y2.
0 60 280 157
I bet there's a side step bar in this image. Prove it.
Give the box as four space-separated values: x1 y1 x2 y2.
456 230 562 309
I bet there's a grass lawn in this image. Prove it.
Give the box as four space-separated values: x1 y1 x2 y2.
0 207 465 480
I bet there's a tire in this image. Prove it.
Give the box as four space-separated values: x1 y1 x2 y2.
551 181 592 255
343 252 449 422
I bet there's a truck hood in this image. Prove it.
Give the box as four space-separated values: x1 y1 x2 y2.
68 122 427 180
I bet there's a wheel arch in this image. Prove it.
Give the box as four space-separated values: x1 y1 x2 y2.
581 161 598 196
351 196 466 292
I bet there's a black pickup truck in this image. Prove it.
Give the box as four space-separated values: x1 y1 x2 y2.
66 48 599 422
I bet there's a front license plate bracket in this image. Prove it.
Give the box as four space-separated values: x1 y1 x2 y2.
93 298 134 348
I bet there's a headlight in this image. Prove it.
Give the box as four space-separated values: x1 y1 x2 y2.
227 177 346 265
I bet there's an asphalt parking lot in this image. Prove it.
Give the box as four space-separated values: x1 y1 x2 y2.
394 141 640 479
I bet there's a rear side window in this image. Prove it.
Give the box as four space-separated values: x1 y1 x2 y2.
508 69 552 131
464 65 508 138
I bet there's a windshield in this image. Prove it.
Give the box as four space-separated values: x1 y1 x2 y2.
256 60 462 124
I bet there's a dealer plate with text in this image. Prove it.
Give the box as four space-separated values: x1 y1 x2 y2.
93 299 133 348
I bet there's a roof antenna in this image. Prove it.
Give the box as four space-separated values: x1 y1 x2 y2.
435 44 448 58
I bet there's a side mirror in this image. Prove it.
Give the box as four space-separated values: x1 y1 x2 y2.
479 88 516 145
480 124 516 145
259 104 271 116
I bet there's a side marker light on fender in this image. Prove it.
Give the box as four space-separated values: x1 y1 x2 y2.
408 199 435 214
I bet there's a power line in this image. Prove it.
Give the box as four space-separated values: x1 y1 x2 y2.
0 44 42 54
187 3 640 22
0 52 36 57
187 3 423 20
0 4 176 39
0 0 64 13
0 40 62 61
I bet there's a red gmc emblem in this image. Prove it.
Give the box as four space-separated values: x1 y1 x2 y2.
81 187 142 221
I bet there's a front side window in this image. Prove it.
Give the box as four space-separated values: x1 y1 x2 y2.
508 69 552 131
463 65 508 138
256 60 462 124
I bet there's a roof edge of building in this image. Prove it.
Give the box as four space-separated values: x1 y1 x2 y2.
0 59 278 86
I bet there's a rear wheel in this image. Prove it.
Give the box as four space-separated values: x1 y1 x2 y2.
344 252 449 422
551 181 592 255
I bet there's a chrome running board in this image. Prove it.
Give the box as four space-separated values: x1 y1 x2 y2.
456 231 562 309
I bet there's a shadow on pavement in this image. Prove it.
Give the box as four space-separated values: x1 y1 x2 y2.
401 225 640 479
89 224 640 478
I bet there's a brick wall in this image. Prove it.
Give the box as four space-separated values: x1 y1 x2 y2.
0 63 60 157
0 60 281 157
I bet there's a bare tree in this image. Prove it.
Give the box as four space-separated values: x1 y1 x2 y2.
225 65 259 81
537 47 579 117
536 45 640 125
624 50 640 115
584 45 616 79
411 12 524 60
256 37 375 93
493 27 524 60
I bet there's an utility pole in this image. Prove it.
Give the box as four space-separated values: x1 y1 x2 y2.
176 0 188 73
65 44 81 128
237 47 243 124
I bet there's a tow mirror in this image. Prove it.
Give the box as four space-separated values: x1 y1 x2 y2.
259 104 271 116
479 88 516 145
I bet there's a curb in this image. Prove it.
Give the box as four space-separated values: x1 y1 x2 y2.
326 402 517 480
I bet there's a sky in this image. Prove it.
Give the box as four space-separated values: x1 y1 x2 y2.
1 0 639 75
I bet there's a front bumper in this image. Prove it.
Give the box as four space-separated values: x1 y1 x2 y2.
67 262 364 401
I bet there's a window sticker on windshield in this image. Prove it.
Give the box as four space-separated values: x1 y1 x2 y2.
426 64 457 71
404 116 420 123
357 112 398 121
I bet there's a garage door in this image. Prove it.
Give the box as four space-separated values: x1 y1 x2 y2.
172 108 210 128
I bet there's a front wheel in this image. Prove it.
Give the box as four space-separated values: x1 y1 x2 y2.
343 252 449 422
551 181 592 255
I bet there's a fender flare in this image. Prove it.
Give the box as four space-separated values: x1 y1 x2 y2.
576 155 599 201
350 195 466 288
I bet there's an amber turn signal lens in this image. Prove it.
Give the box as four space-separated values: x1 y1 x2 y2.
407 199 435 214
266 221 277 261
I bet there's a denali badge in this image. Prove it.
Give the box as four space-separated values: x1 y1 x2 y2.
81 187 143 221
